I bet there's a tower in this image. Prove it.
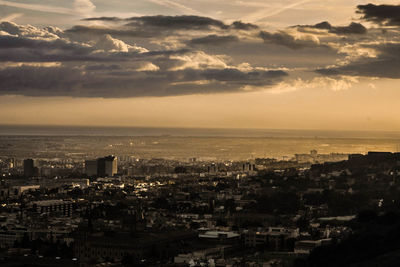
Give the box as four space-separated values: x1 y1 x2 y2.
23 159 35 177
97 155 117 176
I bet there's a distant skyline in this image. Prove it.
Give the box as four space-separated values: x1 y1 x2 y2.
1 1 400 131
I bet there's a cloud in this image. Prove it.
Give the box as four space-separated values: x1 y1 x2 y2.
0 34 83 50
0 20 288 98
66 25 154 38
317 42 400 79
82 16 122 22
0 21 62 39
68 15 242 39
81 15 258 33
331 22 367 35
94 34 147 53
317 58 400 79
188 35 239 46
0 22 104 62
126 15 227 29
230 21 259 30
0 21 184 63
296 21 367 34
267 76 358 94
2 4 400 99
0 64 288 98
169 51 228 70
85 15 229 30
259 30 322 49
357 4 400 26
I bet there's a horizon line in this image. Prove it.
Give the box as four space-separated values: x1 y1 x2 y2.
2 123 400 133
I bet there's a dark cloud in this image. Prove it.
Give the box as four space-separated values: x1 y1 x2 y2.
0 44 189 63
66 25 155 38
357 4 400 26
188 35 239 46
0 21 59 38
124 15 228 30
259 30 321 49
0 49 101 62
83 17 122 22
330 22 367 34
199 68 287 83
84 64 123 71
297 21 367 34
80 16 258 35
0 34 104 62
0 19 288 97
313 21 332 30
5 6 399 99
0 65 288 98
0 66 85 96
317 59 400 78
82 15 229 31
0 23 190 63
230 21 259 30
316 43 400 78
0 34 91 52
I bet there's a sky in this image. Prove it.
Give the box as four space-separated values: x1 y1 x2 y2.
0 0 400 131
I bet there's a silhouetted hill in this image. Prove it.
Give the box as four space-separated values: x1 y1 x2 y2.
295 211 400 267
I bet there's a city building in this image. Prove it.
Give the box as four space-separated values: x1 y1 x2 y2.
23 159 36 177
98 155 118 177
85 155 118 177
29 199 74 217
84 160 97 176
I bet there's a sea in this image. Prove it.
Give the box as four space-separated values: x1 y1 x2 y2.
0 125 400 160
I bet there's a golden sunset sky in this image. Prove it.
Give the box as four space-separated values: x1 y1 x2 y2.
0 0 400 131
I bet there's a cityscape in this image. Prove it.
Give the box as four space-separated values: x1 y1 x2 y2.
1 132 400 266
1 0 400 266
